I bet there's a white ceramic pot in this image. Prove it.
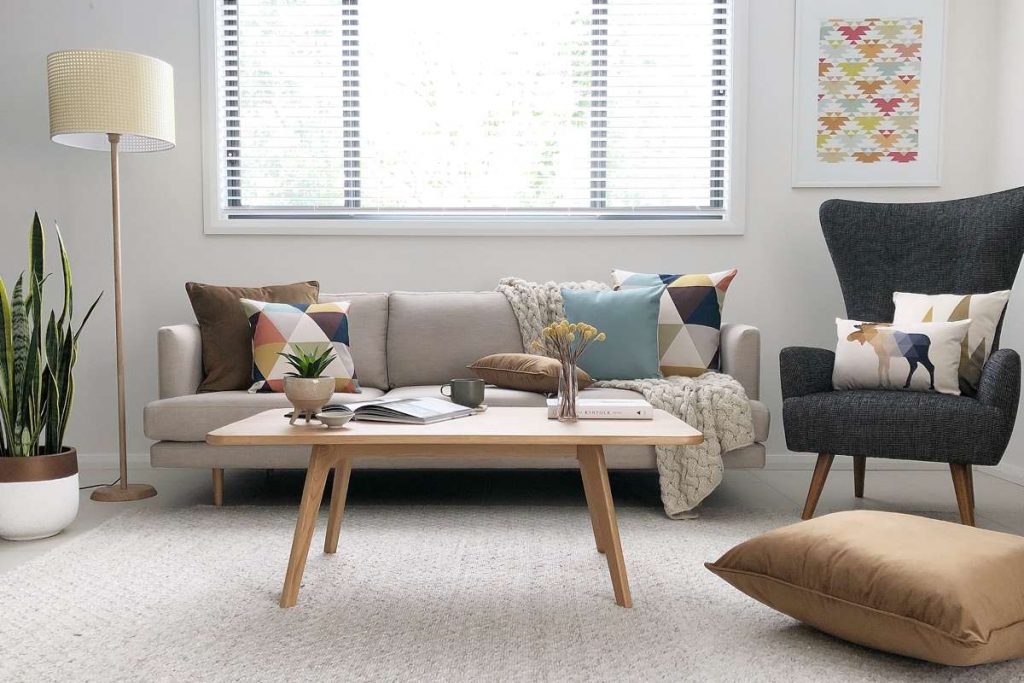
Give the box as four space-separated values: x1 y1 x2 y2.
284 376 335 424
0 449 80 541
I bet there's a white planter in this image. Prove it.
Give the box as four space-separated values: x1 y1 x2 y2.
0 450 80 541
284 376 335 424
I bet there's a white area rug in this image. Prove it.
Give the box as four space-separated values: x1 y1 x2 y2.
1 505 1020 682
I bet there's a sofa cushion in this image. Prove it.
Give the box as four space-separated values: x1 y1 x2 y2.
387 292 524 387
144 388 385 442
319 293 389 390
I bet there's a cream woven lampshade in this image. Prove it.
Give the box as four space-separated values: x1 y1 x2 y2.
47 49 175 152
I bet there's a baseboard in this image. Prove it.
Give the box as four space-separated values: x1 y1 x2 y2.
990 462 1024 486
765 453 947 471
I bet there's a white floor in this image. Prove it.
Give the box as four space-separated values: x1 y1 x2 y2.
3 460 1023 573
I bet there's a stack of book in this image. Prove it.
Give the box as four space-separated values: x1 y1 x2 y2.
546 398 654 420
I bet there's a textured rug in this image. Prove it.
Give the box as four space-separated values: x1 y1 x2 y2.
1 505 1020 682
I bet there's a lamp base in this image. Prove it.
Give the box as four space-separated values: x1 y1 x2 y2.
90 483 158 503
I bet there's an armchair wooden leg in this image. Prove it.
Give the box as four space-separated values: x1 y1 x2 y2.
966 465 975 511
853 456 866 498
212 468 224 507
801 453 834 520
950 463 976 526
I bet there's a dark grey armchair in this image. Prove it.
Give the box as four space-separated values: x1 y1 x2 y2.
781 188 1024 525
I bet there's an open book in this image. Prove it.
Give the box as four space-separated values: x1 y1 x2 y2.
320 397 474 425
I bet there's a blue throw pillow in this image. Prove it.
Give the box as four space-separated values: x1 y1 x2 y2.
561 286 665 381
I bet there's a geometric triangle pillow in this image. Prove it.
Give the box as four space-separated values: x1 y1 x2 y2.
892 290 1011 396
612 268 738 377
239 299 360 394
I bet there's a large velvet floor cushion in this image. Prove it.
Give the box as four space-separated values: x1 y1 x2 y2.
706 511 1024 666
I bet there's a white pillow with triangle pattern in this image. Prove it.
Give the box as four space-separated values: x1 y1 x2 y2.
892 290 1010 394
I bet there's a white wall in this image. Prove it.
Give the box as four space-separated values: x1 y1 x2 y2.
989 0 1024 478
0 0 1014 469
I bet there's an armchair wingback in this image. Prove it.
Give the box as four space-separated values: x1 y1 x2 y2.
781 188 1024 526
822 189 1024 331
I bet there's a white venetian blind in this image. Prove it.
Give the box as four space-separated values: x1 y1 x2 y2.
215 0 730 218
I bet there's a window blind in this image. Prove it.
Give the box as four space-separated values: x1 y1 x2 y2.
214 0 732 219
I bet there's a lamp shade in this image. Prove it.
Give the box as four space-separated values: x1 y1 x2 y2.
47 49 175 153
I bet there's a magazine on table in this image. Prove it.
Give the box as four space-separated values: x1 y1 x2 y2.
319 397 475 425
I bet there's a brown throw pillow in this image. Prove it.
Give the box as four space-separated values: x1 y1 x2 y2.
185 281 319 392
706 510 1024 666
468 353 594 393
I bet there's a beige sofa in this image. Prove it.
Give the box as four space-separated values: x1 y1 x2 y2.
144 291 770 504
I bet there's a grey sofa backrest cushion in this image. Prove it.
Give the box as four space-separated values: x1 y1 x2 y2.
387 291 524 387
820 188 1024 338
319 292 389 390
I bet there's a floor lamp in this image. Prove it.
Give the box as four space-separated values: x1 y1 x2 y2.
46 50 175 502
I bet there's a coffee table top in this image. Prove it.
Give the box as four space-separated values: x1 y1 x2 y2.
207 407 703 447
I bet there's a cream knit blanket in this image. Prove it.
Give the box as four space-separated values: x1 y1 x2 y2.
497 277 755 519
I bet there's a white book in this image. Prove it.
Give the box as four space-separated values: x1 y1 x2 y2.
546 398 654 420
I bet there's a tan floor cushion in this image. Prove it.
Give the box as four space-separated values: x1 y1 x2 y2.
706 510 1024 666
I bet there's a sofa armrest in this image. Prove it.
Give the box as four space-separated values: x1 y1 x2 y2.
158 324 203 399
977 348 1021 417
780 346 835 400
720 323 760 400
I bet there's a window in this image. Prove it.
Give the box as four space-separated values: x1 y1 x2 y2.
200 0 746 234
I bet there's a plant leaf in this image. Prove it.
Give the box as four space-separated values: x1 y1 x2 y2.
54 220 73 327
74 292 103 342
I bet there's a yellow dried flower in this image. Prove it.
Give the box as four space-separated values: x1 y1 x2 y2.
596 332 606 342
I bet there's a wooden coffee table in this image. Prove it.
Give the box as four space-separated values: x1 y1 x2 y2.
207 407 702 608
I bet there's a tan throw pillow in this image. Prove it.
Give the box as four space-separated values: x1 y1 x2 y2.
706 511 1024 666
185 281 319 392
468 353 594 393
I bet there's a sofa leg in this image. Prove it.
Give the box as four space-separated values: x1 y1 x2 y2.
212 468 224 507
801 453 834 520
950 463 975 526
853 456 866 498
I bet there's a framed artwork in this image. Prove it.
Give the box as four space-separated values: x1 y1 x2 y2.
792 0 947 187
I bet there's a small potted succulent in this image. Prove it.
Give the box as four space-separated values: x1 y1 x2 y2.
0 213 101 540
281 345 337 424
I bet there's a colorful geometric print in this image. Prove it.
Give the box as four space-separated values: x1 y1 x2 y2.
817 17 923 164
612 269 737 377
240 299 360 394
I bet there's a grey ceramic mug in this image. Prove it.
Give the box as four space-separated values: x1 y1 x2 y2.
440 378 485 408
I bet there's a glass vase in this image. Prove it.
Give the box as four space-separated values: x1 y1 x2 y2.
556 359 579 423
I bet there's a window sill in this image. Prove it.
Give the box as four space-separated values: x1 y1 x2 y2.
203 216 746 237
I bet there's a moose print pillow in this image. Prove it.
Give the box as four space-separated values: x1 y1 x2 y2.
832 319 970 395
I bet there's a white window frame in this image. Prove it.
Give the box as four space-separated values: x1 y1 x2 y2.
198 0 748 236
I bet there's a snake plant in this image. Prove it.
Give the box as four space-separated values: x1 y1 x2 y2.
0 213 101 457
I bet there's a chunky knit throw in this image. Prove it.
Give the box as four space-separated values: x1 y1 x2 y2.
497 277 755 518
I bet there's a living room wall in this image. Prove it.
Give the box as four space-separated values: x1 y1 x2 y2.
0 0 1016 472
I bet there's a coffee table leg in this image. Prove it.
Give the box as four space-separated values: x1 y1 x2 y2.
579 458 607 554
577 445 632 608
280 445 336 608
324 454 353 554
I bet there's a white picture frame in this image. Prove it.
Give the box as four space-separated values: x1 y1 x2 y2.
792 0 947 187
